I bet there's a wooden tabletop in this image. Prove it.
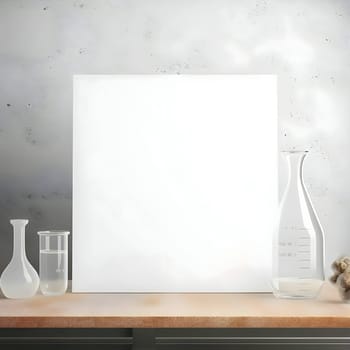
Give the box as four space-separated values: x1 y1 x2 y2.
0 282 349 328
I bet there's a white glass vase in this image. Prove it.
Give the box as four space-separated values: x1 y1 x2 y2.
0 219 39 298
272 151 325 299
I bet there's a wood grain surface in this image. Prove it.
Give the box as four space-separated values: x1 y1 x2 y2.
0 282 349 328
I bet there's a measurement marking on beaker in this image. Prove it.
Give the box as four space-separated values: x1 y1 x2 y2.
298 236 310 239
297 244 310 247
298 267 310 269
282 227 311 230
297 259 311 262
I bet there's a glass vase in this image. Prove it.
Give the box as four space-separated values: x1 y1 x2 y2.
272 151 325 299
0 219 39 299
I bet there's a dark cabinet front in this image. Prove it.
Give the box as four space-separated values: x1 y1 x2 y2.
1 329 350 350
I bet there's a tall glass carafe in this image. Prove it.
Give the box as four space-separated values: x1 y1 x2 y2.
272 151 325 299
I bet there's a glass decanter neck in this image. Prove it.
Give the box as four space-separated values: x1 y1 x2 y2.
283 151 308 186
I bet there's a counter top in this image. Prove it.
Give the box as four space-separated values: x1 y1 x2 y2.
0 282 349 328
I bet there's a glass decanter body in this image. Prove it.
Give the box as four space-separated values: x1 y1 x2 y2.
0 219 39 298
272 151 325 299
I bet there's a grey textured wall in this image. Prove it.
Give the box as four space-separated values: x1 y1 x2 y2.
0 0 349 279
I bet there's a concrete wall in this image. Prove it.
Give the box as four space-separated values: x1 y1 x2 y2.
0 0 349 279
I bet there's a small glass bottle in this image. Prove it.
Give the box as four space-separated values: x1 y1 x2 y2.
272 151 325 299
38 230 70 296
0 219 39 299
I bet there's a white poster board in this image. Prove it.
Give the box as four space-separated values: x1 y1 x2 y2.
73 75 277 292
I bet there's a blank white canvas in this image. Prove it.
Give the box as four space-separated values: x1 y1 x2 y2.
73 75 277 292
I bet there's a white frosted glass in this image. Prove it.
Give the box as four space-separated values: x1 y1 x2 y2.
73 75 277 292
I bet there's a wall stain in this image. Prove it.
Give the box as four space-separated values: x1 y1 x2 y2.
28 207 43 220
155 62 190 74
21 192 72 200
24 127 37 145
144 31 152 39
25 193 34 200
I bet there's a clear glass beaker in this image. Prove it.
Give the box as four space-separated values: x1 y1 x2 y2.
272 151 325 299
38 230 70 296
